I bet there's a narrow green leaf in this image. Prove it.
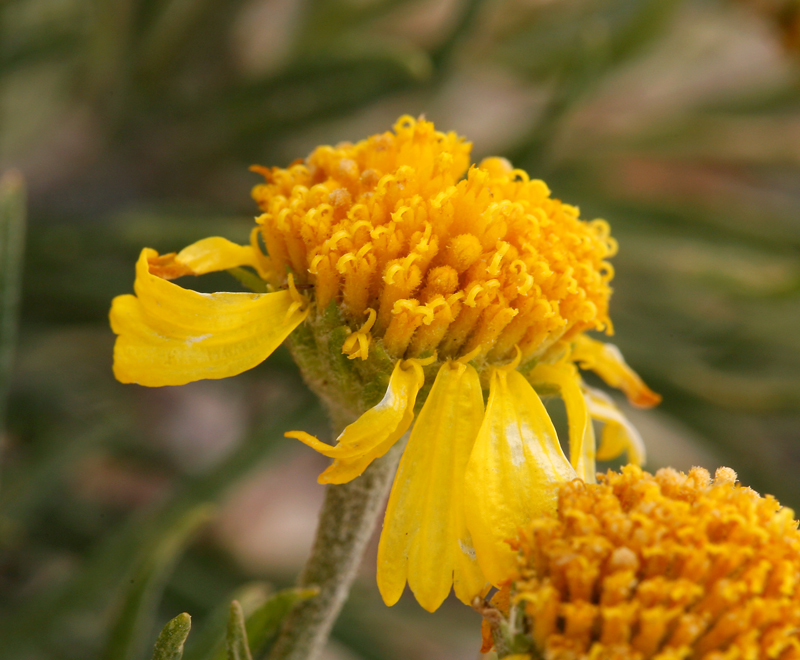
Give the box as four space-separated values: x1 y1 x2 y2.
244 587 318 658
296 0 418 45
0 30 82 76
152 613 192 660
202 586 318 660
136 0 220 79
0 170 26 435
226 601 252 660
227 268 268 293
86 0 135 101
103 504 215 660
183 582 271 660
430 0 485 68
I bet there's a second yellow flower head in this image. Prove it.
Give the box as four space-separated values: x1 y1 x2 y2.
481 466 800 659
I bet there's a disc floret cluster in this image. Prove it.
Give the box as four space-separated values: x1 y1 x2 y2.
483 465 800 659
251 115 616 367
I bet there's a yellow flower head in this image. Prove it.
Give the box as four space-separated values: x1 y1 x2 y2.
251 115 613 364
481 466 800 659
109 116 659 614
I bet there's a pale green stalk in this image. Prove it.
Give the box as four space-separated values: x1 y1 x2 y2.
267 436 405 660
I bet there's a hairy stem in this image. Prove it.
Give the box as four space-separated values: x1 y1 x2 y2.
267 439 404 660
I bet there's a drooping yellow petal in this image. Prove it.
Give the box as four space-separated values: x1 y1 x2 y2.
286 359 425 484
572 335 661 408
148 237 268 279
529 362 593 481
177 236 267 276
314 408 414 485
377 362 487 612
110 248 308 386
464 368 576 586
584 386 646 465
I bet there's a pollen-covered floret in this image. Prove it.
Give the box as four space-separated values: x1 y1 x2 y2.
251 115 616 363
486 465 800 660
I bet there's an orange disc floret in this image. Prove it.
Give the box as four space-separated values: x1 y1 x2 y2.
251 115 615 364
503 465 800 660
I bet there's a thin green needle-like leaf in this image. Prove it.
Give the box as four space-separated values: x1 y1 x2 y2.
206 586 319 660
136 0 222 79
86 0 135 112
227 268 269 293
185 582 271 660
226 601 252 660
244 587 318 658
296 0 417 44
0 170 26 436
103 505 215 660
151 613 192 660
430 0 485 69
0 31 81 76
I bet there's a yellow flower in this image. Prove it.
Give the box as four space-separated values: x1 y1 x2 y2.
109 116 659 613
481 465 800 659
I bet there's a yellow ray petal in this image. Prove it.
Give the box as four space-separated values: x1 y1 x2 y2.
465 368 576 586
286 360 425 484
315 408 414 485
178 237 264 275
377 362 487 612
528 362 592 481
110 248 308 386
148 237 267 279
572 335 661 408
584 386 646 466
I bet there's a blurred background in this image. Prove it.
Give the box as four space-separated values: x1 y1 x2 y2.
2 0 800 658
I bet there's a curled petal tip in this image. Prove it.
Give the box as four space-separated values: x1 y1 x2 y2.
147 252 194 280
630 385 662 409
573 335 661 409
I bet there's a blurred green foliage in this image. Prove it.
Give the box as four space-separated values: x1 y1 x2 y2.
0 171 26 433
2 0 800 658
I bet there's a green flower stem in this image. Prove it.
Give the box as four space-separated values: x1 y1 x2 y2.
267 439 405 660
